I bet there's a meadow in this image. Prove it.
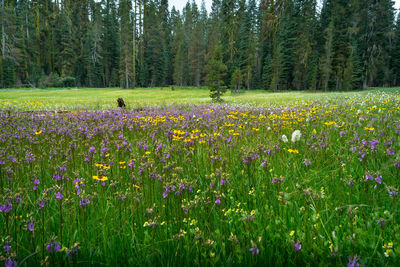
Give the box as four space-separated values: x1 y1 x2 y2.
0 87 400 266
1 87 400 109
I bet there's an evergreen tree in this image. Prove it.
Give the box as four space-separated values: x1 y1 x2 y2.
292 0 317 90
207 42 227 101
237 0 257 90
392 13 400 85
188 0 204 87
276 0 296 90
143 0 162 86
206 0 221 69
56 11 73 78
231 67 242 93
173 41 186 86
159 0 172 86
0 0 398 90
119 0 134 88
85 0 104 87
102 0 120 87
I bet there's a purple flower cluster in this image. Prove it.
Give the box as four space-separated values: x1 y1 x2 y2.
46 241 61 253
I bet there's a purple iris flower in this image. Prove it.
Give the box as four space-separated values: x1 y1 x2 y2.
5 259 17 267
27 221 34 232
348 255 360 267
0 202 12 213
55 192 63 200
291 241 302 251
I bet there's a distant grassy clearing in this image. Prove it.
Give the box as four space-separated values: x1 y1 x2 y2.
0 87 399 110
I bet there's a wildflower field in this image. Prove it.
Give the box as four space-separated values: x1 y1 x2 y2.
1 88 400 266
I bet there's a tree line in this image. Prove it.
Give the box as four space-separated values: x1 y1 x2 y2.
1 0 399 91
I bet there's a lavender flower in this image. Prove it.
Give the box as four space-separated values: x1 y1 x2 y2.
220 179 229 185
272 176 284 184
5 259 17 267
0 202 12 213
377 218 386 227
46 241 61 253
365 174 373 181
33 179 40 190
303 159 311 167
3 243 11 253
55 192 63 200
38 200 46 209
348 255 360 267
388 187 398 197
291 240 302 251
27 221 34 232
249 241 259 255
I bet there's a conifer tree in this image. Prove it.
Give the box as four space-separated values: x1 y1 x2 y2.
119 0 134 88
392 13 400 85
207 42 227 101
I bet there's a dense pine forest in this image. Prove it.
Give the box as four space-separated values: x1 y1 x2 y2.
0 0 399 90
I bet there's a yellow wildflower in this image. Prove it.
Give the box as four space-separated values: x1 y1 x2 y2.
133 184 140 189
93 175 108 182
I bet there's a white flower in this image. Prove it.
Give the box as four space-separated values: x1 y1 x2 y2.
282 135 288 143
291 130 302 143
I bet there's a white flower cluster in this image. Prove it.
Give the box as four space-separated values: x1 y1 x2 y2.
282 130 302 143
291 130 302 143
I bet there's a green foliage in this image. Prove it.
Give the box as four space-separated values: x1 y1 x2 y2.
0 0 398 91
61 76 76 87
1 59 15 88
392 13 400 85
207 43 228 101
231 68 242 94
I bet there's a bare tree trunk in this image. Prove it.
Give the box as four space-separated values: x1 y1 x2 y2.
139 0 144 68
125 61 129 89
26 13 29 39
363 78 368 90
132 0 136 88
247 69 251 90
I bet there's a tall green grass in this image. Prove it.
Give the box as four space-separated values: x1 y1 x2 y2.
0 89 399 266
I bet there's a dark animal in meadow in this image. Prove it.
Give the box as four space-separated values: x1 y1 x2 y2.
117 98 126 108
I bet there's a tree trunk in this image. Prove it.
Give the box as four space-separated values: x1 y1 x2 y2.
132 0 136 87
125 61 129 89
